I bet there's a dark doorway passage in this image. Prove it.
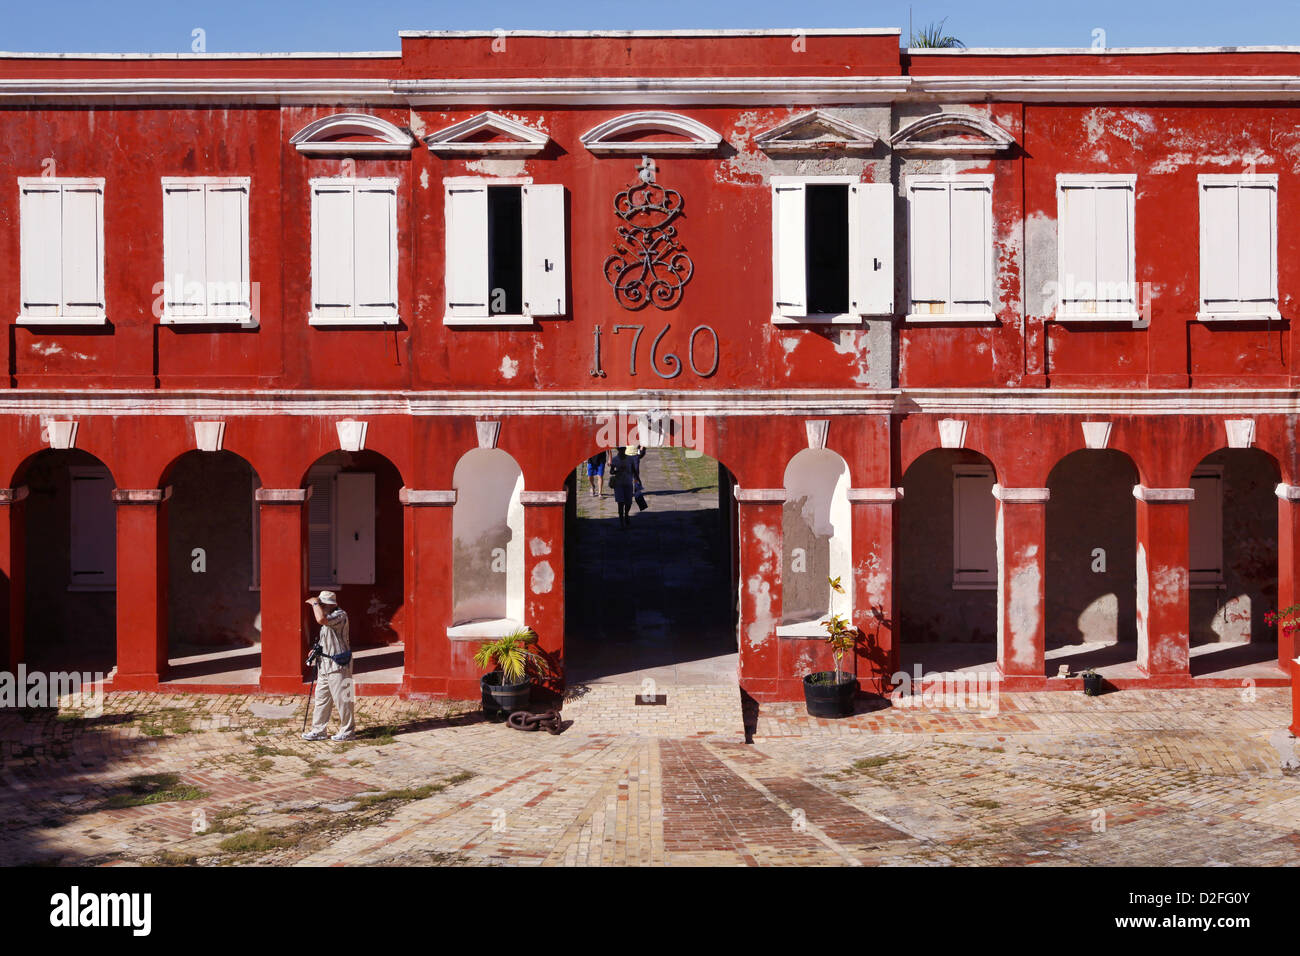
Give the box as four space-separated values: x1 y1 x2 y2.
564 447 738 685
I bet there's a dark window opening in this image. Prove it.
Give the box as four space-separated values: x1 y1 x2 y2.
805 184 849 315
488 185 523 315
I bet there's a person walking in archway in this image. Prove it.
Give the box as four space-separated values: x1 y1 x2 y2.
302 591 355 741
610 447 636 527
585 449 609 497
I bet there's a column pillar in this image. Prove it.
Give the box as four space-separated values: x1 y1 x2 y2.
520 490 566 690
849 487 901 695
993 484 1049 682
1276 484 1300 667
257 487 310 694
0 488 27 674
1134 485 1193 678
400 488 455 696
112 487 170 690
736 488 784 700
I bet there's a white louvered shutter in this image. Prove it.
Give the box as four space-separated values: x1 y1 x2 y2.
849 182 894 316
445 182 489 320
772 181 807 318
522 184 567 317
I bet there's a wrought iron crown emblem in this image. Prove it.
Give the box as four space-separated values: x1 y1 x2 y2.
603 156 694 310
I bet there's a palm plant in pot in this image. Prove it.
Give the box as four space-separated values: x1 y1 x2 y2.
802 577 862 718
475 626 551 717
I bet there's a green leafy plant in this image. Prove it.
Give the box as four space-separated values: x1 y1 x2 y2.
910 18 965 49
473 626 551 685
820 577 863 685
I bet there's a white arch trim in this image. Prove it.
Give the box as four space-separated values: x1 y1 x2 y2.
290 112 417 154
890 111 1015 155
580 110 723 154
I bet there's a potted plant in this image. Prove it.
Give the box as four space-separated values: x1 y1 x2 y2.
474 626 551 716
1080 667 1103 696
802 577 861 718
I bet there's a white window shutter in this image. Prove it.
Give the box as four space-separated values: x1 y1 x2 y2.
909 182 950 312
950 182 991 314
59 183 103 318
312 182 355 322
848 183 893 315
1237 181 1276 309
19 183 62 317
445 183 489 319
772 182 807 318
205 183 250 317
953 469 996 586
70 466 115 588
334 472 375 586
1059 184 1097 313
1094 185 1134 313
307 468 337 588
163 182 207 317
521 184 567 317
1200 182 1239 312
352 183 397 321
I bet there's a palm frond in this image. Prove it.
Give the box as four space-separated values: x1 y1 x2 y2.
910 18 965 49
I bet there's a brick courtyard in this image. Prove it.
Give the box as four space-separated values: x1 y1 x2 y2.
1 685 1296 866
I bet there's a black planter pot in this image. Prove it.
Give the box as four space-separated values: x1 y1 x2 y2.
803 671 859 718
481 671 532 715
1082 672 1103 696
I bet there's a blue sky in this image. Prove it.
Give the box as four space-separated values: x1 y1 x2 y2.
1 0 1296 53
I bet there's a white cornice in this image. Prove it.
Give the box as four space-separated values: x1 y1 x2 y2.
399 28 903 38
6 74 1300 105
2 388 1300 417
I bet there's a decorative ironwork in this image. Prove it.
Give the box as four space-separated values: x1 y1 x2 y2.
603 156 693 310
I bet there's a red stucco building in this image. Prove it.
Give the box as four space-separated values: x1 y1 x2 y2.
2 28 1298 703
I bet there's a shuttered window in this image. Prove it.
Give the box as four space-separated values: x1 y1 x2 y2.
771 177 893 321
307 466 337 589
444 179 568 324
953 465 997 589
161 177 251 324
1189 467 1224 587
1198 175 1279 321
69 466 115 590
906 176 993 321
18 178 106 324
310 178 398 325
1056 174 1137 320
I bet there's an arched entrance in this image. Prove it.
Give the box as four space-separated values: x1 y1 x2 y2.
301 450 405 688
563 445 738 684
1044 449 1139 678
1188 447 1281 678
899 448 998 674
17 449 116 676
161 450 262 686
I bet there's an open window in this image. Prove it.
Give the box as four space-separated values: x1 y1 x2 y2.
309 177 398 326
161 177 253 326
1198 174 1278 322
444 179 567 324
906 175 994 322
1055 174 1137 322
953 464 996 589
771 176 893 323
1189 466 1224 588
18 178 106 325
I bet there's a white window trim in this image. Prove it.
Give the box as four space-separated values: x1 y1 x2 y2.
1054 173 1139 324
1196 173 1280 323
17 176 107 327
904 173 996 325
160 176 255 328
1190 465 1225 589
442 175 538 327
309 176 400 327
952 464 997 590
770 175 863 326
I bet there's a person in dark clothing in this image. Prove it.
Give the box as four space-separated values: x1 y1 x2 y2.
585 450 609 496
609 447 636 527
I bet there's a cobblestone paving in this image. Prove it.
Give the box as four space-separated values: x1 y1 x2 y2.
0 686 1295 866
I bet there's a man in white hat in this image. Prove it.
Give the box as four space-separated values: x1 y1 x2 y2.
301 590 355 741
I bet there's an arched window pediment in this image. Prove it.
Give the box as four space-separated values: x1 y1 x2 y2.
290 113 417 155
890 112 1015 156
580 110 723 155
